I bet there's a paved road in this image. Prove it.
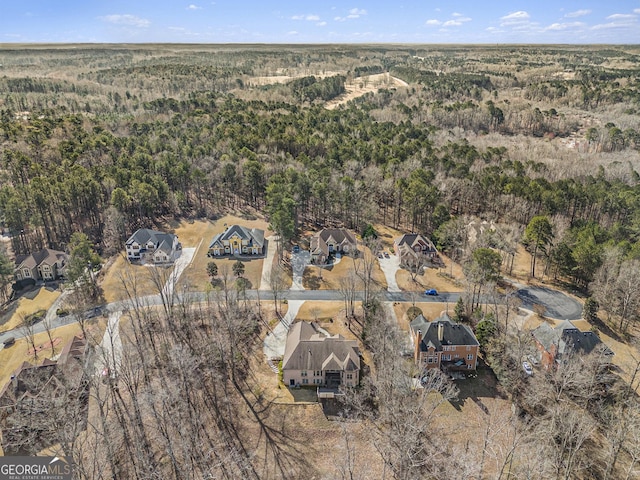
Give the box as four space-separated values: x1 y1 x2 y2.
0 285 583 347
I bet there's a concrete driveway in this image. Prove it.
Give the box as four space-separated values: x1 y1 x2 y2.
263 300 304 359
378 254 401 292
163 247 196 298
290 251 310 291
259 236 278 291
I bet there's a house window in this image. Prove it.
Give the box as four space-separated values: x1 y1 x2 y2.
466 346 471 351
346 373 353 380
442 354 451 361
467 354 474 360
301 371 307 377
428 357 434 363
302 379 308 385
23 269 31 277
467 364 472 369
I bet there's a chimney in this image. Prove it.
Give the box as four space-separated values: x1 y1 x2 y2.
438 323 444 342
414 329 422 364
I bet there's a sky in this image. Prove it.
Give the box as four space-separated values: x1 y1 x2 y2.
1 1 640 44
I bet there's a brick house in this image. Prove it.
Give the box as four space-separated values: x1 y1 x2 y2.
282 321 360 389
532 320 613 369
410 313 479 371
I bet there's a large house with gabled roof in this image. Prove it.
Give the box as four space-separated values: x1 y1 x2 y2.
208 225 265 256
125 229 180 264
410 313 479 371
532 319 614 369
282 321 360 389
14 248 68 282
310 228 357 264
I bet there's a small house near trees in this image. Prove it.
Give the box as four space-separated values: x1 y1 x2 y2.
310 228 357 264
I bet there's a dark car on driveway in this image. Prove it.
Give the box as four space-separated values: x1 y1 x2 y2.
424 289 438 296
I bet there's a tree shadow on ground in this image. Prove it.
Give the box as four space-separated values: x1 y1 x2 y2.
448 361 507 412
303 271 322 290
590 315 624 343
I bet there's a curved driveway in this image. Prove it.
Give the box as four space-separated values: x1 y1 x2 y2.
515 285 582 320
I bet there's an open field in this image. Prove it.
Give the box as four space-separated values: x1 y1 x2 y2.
0 286 60 333
325 73 408 109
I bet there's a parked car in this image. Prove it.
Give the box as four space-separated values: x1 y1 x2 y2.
384 252 390 258
522 361 533 376
292 245 300 253
3 337 15 347
84 306 105 319
424 289 438 296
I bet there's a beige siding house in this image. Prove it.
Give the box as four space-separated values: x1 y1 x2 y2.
14 248 68 282
282 322 360 389
208 225 265 256
310 228 357 264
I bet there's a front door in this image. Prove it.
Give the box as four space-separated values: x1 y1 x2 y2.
290 379 295 386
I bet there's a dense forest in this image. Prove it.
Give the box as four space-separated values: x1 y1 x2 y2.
2 44 640 478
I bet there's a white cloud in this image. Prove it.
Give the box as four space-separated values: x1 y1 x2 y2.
292 14 320 21
592 22 634 30
452 12 463 17
635 9 640 14
316 21 327 26
500 11 530 25
187 4 201 10
443 20 462 26
545 22 585 31
335 8 367 21
606 13 636 21
425 19 441 26
100 14 150 28
287 30 298 35
565 9 591 18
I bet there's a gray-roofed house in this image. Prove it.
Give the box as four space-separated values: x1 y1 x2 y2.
14 248 68 282
394 233 439 266
410 313 479 371
125 229 180 264
310 228 357 264
282 321 360 389
532 320 613 369
208 225 265 256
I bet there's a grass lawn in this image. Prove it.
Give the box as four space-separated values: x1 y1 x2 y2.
0 320 104 395
100 253 167 303
303 246 388 291
393 302 451 331
178 215 271 291
295 301 345 323
396 255 465 293
0 286 61 333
